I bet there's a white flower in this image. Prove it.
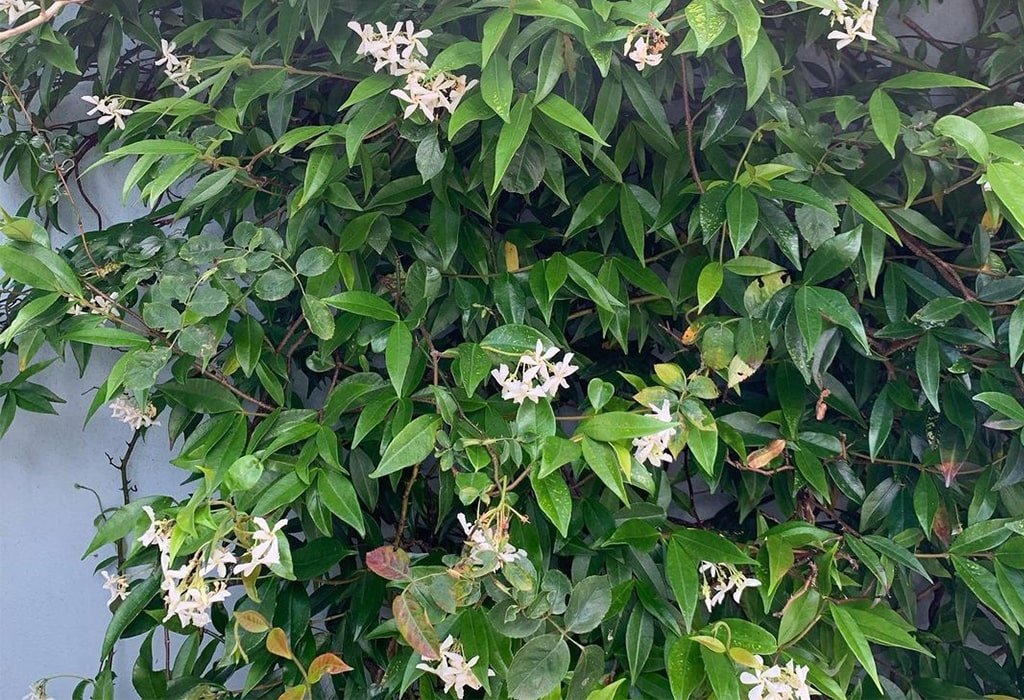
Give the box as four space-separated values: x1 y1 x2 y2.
627 37 664 71
699 560 762 611
233 517 287 577
22 680 53 700
165 56 195 91
109 394 160 430
201 545 237 578
100 571 130 606
71 292 121 318
160 552 232 628
417 635 495 699
631 401 676 467
155 39 181 68
81 95 134 130
139 505 172 554
740 657 816 700
0 0 39 24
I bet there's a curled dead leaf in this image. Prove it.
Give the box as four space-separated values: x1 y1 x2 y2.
746 439 787 471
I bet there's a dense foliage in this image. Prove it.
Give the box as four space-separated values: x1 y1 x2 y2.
5 0 1024 698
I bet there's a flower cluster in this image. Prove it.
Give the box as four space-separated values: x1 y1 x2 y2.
490 340 579 404
69 291 121 317
155 39 195 91
699 561 762 611
740 657 816 700
109 394 160 430
457 512 526 570
137 506 232 628
632 400 676 467
623 25 668 71
416 635 495 699
821 0 879 50
348 20 478 121
81 95 133 130
0 0 38 24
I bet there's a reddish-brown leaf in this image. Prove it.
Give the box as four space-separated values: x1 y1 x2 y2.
308 653 354 683
366 545 411 581
393 593 440 660
266 627 293 659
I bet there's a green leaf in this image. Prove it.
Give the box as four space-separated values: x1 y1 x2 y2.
987 163 1024 231
686 0 730 55
974 391 1024 422
868 89 900 157
803 226 862 285
951 554 1020 633
565 576 612 633
915 333 941 411
507 634 571 700
510 0 587 29
481 9 514 67
300 294 334 340
673 528 756 565
160 378 242 414
829 603 882 691
880 71 988 91
718 0 761 57
934 114 990 163
726 187 758 253
339 73 396 111
532 471 571 537
581 436 629 504
794 286 871 355
297 149 336 208
576 412 674 442
234 68 287 116
1010 304 1024 367
666 637 703 700
842 181 898 241
369 414 441 478
178 168 237 215
697 261 723 312
741 30 778 108
492 96 533 194
481 54 514 122
385 322 414 396
565 257 623 311
666 538 699 632
322 291 400 321
0 242 82 296
536 94 609 146
318 470 365 536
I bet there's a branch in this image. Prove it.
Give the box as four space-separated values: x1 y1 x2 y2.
0 0 87 42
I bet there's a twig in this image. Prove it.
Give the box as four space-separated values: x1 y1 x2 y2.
680 57 705 194
897 229 976 300
393 463 420 546
0 0 87 42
